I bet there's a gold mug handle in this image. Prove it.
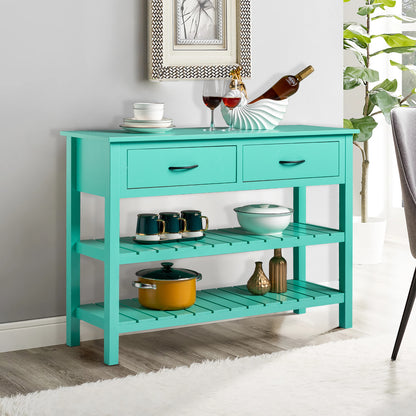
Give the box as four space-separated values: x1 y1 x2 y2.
157 219 166 234
179 217 187 232
201 216 209 231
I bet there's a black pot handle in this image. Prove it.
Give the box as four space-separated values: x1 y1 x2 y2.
169 164 199 171
279 160 306 165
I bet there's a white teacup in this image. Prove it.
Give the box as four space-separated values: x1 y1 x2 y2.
133 102 164 121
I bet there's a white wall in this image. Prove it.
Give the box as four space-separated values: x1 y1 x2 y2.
0 0 343 324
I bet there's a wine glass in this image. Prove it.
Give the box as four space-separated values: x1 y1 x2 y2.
202 80 224 131
222 86 242 131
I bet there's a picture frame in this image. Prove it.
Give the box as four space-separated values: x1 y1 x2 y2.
148 0 251 80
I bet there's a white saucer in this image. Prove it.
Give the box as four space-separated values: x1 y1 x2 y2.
123 118 173 127
160 233 182 240
120 125 174 133
135 234 160 242
182 231 204 238
121 122 173 128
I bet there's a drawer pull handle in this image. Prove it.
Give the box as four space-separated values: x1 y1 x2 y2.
279 160 305 165
169 164 199 171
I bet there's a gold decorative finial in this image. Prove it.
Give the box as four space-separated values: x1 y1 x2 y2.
229 66 247 98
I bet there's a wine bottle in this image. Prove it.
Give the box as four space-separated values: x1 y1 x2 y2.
250 65 314 104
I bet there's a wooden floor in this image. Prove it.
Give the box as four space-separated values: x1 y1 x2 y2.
1 240 414 397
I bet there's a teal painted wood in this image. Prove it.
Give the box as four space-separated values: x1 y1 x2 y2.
61 125 359 143
293 187 307 315
75 281 344 334
115 136 346 199
76 304 105 329
339 136 353 328
76 139 107 196
76 225 345 264
127 145 237 189
242 141 340 182
103 145 121 366
66 137 81 347
118 176 346 198
63 126 356 365
289 280 342 297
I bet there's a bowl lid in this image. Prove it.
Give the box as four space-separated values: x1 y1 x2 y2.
135 262 200 281
234 204 293 215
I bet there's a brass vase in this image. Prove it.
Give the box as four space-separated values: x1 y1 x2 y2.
247 262 271 295
269 249 287 293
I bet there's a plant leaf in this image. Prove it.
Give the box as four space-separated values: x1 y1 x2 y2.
344 22 369 33
343 67 379 90
372 78 397 92
372 14 416 22
344 29 371 49
348 117 378 142
358 5 382 15
370 46 416 56
373 33 416 48
352 50 368 66
390 60 416 75
378 0 396 6
343 119 354 129
356 1 396 15
369 89 399 122
366 100 376 116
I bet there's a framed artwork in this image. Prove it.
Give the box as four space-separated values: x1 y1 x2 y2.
148 0 251 80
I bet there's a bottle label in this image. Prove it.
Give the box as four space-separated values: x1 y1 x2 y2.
287 76 297 86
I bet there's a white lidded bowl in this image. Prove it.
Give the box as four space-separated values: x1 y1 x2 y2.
133 102 164 120
234 204 293 235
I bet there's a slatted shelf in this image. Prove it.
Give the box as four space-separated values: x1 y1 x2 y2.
76 223 344 264
75 280 344 333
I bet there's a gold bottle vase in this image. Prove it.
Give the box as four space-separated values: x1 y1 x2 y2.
269 249 287 293
247 262 271 295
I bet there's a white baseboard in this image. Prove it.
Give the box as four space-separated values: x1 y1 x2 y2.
0 316 103 353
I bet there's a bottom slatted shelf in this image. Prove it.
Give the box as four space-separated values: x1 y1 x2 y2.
76 280 345 334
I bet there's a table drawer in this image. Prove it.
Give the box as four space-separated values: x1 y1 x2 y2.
127 146 237 189
243 141 340 182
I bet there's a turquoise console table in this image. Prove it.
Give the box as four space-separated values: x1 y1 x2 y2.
62 126 356 365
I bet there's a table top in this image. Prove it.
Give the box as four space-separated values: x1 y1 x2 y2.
61 125 359 143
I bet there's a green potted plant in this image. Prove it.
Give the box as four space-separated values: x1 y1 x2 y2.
344 0 416 263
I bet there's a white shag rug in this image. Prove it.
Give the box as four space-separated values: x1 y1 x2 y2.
1 335 416 416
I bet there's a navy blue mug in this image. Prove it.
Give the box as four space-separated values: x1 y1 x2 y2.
180 210 209 232
136 213 165 236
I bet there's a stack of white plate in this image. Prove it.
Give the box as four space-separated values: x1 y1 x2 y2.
120 102 174 133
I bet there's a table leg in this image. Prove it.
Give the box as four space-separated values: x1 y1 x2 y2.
293 186 306 315
339 135 353 328
103 255 120 366
103 146 121 365
66 137 81 346
339 187 353 328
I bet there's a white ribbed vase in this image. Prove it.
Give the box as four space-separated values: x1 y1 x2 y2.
221 93 288 130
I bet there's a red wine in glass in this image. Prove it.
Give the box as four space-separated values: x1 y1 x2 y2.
222 97 241 109
203 96 222 110
202 80 224 131
222 95 242 130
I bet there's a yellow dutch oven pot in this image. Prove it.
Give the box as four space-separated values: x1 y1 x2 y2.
132 262 202 310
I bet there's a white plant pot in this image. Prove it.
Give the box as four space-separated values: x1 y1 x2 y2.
353 216 386 265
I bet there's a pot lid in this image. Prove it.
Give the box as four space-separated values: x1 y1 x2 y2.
135 262 201 281
234 204 293 215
